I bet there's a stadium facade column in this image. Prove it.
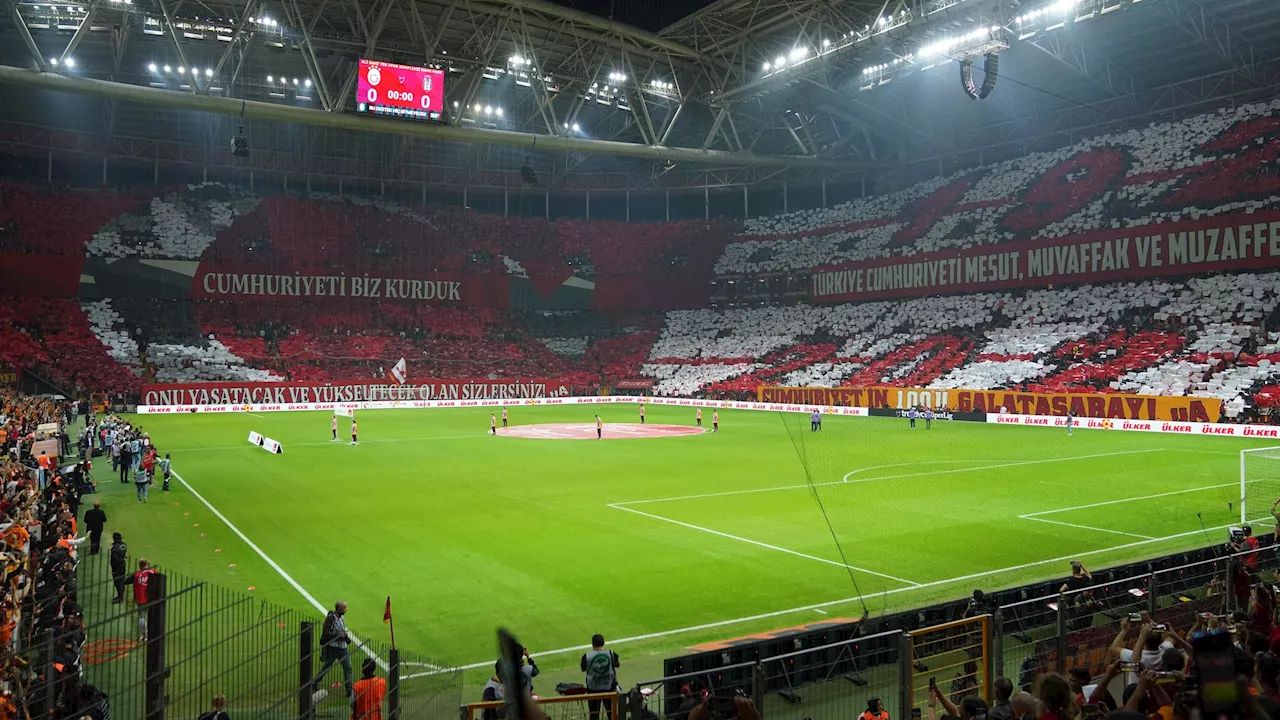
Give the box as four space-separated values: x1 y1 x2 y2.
821 178 826 208
665 190 670 221
743 185 749 218
545 190 549 219
625 190 630 222
586 190 590 220
782 181 788 214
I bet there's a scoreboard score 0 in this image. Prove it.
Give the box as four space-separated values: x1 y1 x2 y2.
355 58 445 122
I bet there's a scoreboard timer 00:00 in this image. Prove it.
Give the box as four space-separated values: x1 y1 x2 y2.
367 88 421 104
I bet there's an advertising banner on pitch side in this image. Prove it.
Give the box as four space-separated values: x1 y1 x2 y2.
758 386 1223 422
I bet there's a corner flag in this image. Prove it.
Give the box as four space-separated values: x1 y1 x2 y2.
390 357 407 385
384 595 396 648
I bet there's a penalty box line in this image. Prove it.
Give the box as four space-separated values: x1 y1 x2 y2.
607 503 923 587
413 513 1271 679
1017 479 1268 539
612 449 1165 508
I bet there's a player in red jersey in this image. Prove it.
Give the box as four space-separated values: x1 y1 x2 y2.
127 558 159 642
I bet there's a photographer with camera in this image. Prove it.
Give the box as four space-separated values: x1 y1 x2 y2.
1230 526 1261 571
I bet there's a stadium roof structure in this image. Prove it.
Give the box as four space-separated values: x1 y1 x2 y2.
0 0 1278 192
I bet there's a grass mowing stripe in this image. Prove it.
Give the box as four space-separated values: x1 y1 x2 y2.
418 516 1271 677
1017 516 1155 539
615 449 1164 507
608 502 923 585
168 468 413 672
1020 480 1243 517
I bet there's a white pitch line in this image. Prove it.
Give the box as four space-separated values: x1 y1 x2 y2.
170 469 429 672
1020 480 1246 517
613 449 1164 507
1018 515 1155 540
405 515 1275 678
608 503 922 586
841 449 1165 484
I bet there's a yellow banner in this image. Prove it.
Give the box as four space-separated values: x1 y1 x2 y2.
757 386 1222 423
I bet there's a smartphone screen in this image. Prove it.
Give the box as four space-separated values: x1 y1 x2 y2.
498 628 525 720
911 709 923 719
1192 630 1240 714
708 696 739 720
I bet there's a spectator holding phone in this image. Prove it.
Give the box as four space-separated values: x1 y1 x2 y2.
1110 616 1176 670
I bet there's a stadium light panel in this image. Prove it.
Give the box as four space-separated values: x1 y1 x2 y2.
789 47 808 61
762 62 771 71
774 55 786 68
205 68 213 76
292 78 298 84
148 63 157 72
304 78 311 87
163 65 171 73
177 66 184 73
49 58 58 66
572 123 580 132
495 107 503 117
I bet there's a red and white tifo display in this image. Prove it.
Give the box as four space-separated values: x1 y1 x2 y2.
355 58 444 122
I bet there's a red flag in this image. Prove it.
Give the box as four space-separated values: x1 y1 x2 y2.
383 596 392 624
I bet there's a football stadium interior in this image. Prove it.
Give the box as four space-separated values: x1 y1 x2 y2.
4 0 1280 719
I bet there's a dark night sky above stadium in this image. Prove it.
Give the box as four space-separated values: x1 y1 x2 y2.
548 0 718 32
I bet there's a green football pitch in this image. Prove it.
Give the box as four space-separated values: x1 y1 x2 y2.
96 404 1280 684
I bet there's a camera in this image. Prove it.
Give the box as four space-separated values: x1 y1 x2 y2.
231 126 250 157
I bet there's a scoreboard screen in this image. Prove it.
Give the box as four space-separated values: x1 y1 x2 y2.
355 58 445 122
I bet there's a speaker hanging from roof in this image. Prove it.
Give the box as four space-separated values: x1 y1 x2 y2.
959 53 1000 100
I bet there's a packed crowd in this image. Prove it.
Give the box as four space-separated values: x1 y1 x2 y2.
723 98 1280 274
0 388 110 719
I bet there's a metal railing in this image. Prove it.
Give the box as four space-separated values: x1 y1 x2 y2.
627 543 1274 720
52 554 463 720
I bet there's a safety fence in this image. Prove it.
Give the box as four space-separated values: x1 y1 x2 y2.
42 553 462 720
618 544 1269 720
